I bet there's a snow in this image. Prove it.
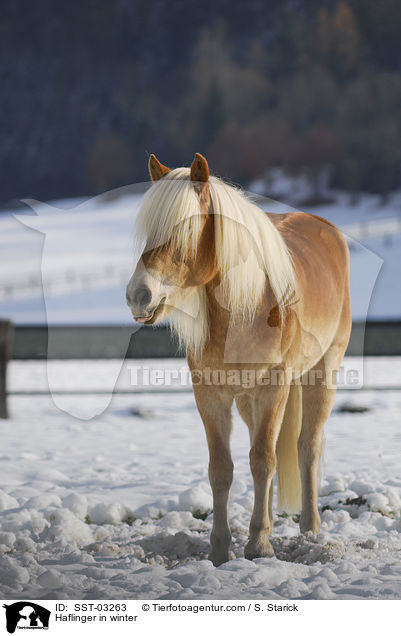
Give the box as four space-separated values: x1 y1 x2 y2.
1 181 401 600
0 189 142 325
2 357 401 600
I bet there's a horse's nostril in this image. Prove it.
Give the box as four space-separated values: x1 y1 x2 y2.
134 285 152 308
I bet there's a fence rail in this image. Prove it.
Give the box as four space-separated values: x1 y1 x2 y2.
340 216 401 242
8 385 401 395
0 265 131 302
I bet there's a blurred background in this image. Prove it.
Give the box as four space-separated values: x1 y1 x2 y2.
1 0 401 356
1 0 401 204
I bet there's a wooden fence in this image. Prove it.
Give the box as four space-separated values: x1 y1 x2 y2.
0 320 14 418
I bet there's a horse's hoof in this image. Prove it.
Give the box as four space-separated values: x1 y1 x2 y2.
244 536 274 560
209 551 230 567
299 516 321 535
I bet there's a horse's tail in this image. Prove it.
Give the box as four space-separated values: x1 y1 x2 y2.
276 383 302 513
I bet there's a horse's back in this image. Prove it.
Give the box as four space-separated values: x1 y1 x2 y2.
270 210 349 299
269 210 351 360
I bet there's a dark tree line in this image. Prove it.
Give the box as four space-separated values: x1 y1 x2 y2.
1 0 400 205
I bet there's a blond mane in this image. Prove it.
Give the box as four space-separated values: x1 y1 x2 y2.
134 168 296 356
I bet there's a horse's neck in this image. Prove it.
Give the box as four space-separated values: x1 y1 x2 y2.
203 275 231 346
201 273 284 365
204 271 274 325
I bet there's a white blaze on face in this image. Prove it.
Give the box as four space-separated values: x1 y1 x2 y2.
126 259 162 312
126 256 202 323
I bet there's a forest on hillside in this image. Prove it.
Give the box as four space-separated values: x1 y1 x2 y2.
1 0 401 204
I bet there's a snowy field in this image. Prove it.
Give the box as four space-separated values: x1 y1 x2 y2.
2 357 401 600
1 184 401 600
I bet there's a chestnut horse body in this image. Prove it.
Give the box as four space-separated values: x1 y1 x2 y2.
127 153 351 566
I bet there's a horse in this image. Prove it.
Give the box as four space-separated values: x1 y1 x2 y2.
126 153 351 566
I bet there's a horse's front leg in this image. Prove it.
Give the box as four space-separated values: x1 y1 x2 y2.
245 384 290 560
193 385 234 566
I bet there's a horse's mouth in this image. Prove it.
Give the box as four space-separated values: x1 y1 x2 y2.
134 297 166 325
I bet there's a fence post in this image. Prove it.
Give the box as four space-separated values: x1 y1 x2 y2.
0 320 14 418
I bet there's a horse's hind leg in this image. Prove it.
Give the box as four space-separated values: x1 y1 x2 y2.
298 344 345 534
193 386 234 566
299 280 351 533
298 378 332 533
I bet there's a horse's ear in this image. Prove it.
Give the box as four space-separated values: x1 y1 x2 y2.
148 154 171 181
190 153 209 183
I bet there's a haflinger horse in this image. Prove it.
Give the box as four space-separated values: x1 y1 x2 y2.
126 153 351 566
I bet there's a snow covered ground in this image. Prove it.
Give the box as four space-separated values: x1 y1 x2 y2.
2 358 401 600
1 182 401 600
